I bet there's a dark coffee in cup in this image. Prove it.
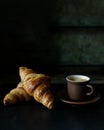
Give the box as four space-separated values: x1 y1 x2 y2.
66 75 94 101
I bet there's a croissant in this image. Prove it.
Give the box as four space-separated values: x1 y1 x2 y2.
3 82 31 105
19 67 55 109
19 67 35 81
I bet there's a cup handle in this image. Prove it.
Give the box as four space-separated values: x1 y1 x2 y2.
86 84 94 96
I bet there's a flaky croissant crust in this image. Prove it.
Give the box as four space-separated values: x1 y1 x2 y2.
3 82 31 105
3 66 55 109
19 67 54 109
22 75 50 95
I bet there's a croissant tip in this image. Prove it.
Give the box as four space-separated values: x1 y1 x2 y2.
3 95 16 106
47 101 54 110
19 66 27 70
3 100 10 106
48 106 54 110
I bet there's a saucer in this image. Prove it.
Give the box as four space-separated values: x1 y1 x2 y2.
57 88 101 105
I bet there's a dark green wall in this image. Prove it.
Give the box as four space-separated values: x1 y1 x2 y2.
0 0 104 69
52 0 104 26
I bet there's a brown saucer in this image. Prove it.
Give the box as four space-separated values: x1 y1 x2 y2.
57 88 101 105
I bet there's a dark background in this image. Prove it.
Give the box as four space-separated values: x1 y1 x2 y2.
1 2 104 130
0 0 104 72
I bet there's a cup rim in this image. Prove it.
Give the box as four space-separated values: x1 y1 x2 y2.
66 74 90 82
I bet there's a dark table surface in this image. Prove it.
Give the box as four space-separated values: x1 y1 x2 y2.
1 66 104 130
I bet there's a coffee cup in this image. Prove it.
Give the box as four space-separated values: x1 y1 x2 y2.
66 75 94 101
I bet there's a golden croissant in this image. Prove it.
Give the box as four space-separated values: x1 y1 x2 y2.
19 67 55 109
3 82 31 105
